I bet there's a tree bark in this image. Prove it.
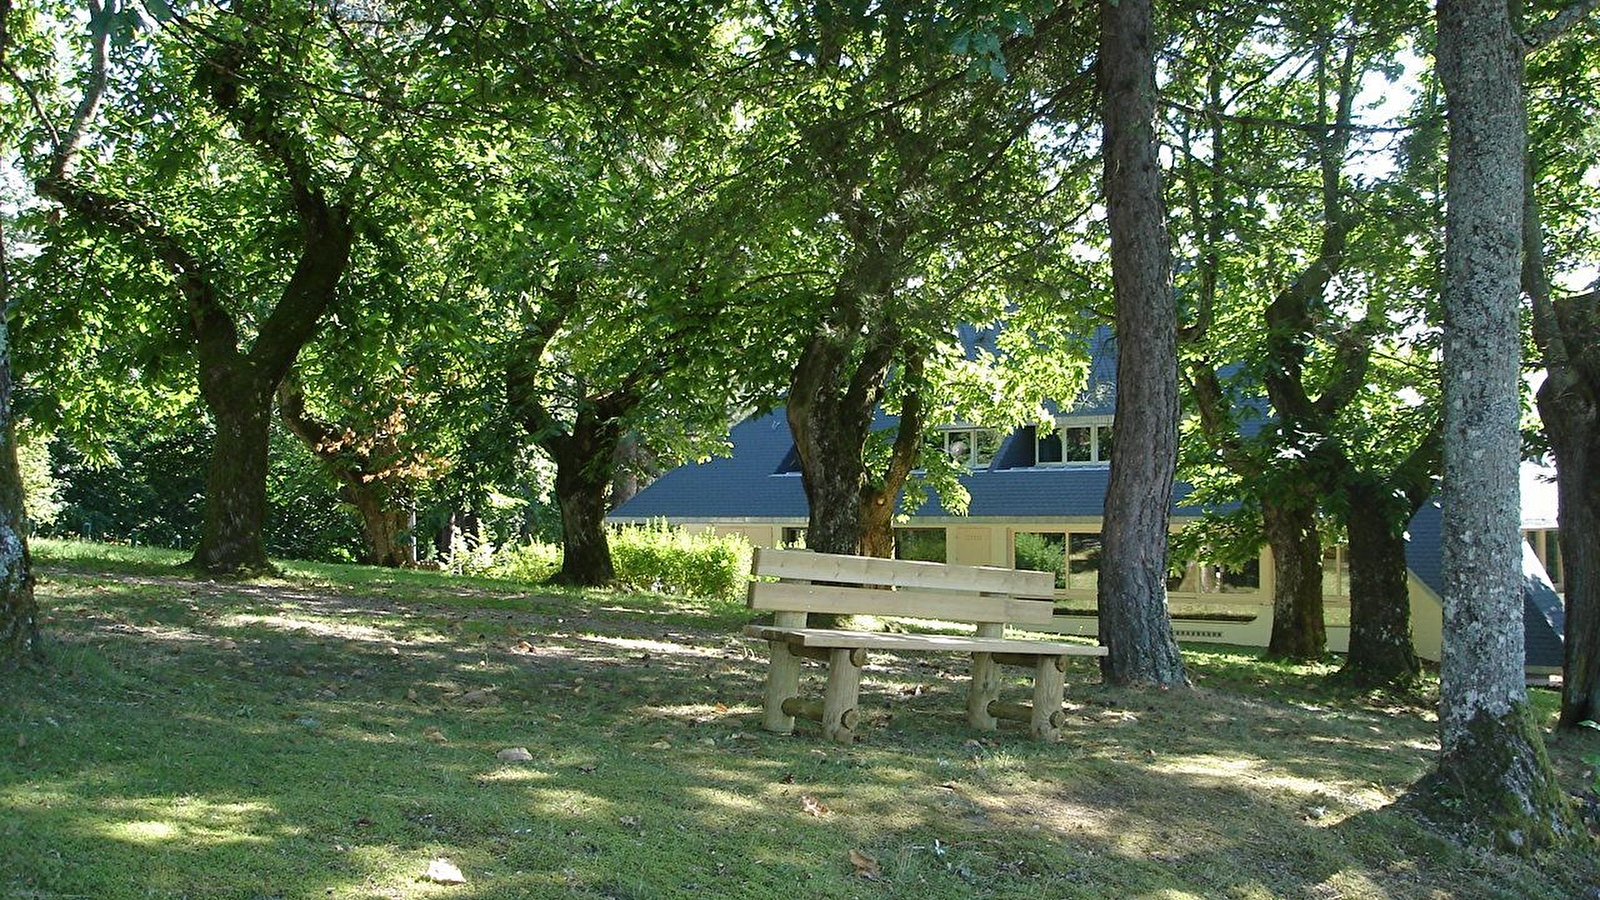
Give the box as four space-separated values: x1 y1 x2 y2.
277 374 417 567
550 435 618 586
0 0 40 664
1422 0 1578 850
1534 295 1600 727
1262 495 1327 660
1340 478 1421 686
1096 0 1188 688
191 378 275 573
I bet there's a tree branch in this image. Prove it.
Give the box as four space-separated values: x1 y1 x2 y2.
1521 0 1600 53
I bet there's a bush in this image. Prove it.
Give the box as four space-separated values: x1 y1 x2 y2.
610 521 752 605
484 540 562 582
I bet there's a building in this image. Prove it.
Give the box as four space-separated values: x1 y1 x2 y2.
609 334 1566 673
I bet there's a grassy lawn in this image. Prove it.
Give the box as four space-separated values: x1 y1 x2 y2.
3 539 1596 899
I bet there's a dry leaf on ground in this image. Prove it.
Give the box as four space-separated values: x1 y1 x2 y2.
848 849 880 880
423 727 447 743
496 747 533 762
801 795 829 817
456 688 496 705
423 857 467 885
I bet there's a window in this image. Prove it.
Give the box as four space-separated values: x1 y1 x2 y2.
781 527 807 548
895 528 946 563
1166 555 1260 595
1012 530 1101 592
1036 420 1113 465
938 428 1000 469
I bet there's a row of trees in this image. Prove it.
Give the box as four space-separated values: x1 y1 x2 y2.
0 0 1594 850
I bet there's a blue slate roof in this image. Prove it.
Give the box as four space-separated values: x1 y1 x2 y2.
1403 500 1565 671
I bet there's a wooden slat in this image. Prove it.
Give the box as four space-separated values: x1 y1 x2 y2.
743 624 1108 656
751 547 1053 598
749 580 1057 625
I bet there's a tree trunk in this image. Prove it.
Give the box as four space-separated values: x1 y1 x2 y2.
786 338 878 557
1423 0 1577 850
552 458 615 586
858 491 895 559
1536 323 1600 727
1340 479 1420 687
1095 0 1188 688
544 411 628 588
191 378 274 574
1261 494 1327 660
0 71 40 665
341 482 416 568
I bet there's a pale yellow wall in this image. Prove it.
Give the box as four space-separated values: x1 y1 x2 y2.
1408 574 1444 663
707 524 781 548
947 525 1002 566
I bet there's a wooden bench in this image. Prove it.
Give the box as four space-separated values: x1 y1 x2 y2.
743 548 1108 744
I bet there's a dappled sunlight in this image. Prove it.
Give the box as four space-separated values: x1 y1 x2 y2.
220 612 422 645
89 797 282 849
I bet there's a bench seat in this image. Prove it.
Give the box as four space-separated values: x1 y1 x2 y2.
744 624 1107 656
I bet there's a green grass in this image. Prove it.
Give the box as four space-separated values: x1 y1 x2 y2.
3 539 1596 899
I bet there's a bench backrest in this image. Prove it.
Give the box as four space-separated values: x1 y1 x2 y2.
748 548 1057 626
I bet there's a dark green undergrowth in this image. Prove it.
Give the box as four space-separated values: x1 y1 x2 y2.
3 540 1596 899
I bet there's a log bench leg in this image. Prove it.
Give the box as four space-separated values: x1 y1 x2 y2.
821 648 864 745
967 623 1004 731
762 640 803 734
1029 655 1067 742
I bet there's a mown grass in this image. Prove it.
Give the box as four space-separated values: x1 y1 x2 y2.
3 539 1596 900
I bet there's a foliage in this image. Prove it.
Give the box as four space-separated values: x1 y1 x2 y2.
608 522 752 606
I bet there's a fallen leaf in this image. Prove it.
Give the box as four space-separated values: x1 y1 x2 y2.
423 727 447 743
801 795 829 817
216 638 238 650
405 689 419 703
513 641 535 654
353 817 374 827
779 773 794 785
619 815 640 827
423 857 467 885
15 733 26 748
650 741 672 750
456 688 496 705
848 849 880 880
496 747 533 762
577 763 597 774
714 702 729 713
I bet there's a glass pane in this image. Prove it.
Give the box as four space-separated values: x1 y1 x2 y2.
1096 425 1113 462
1013 532 1066 589
944 431 970 465
1037 430 1063 464
1064 427 1092 461
1068 533 1102 592
1216 557 1260 594
974 430 1001 467
895 528 947 563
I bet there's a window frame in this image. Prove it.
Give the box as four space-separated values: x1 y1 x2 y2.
1035 416 1114 467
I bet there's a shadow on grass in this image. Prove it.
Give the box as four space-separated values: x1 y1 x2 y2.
5 556 1596 900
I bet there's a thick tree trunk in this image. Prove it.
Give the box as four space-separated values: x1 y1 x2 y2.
1095 0 1187 688
1340 479 1421 687
1262 494 1327 660
786 340 876 557
1538 358 1600 728
545 414 627 587
0 127 40 666
552 457 615 586
858 491 895 559
192 380 274 574
1424 0 1577 850
342 483 415 568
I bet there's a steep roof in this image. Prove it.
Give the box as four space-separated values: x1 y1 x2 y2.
1403 500 1565 671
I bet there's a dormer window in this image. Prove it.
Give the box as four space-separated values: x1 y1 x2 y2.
1037 418 1114 465
938 427 1000 469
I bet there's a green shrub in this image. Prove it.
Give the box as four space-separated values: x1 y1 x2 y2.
609 521 752 605
485 540 563 582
